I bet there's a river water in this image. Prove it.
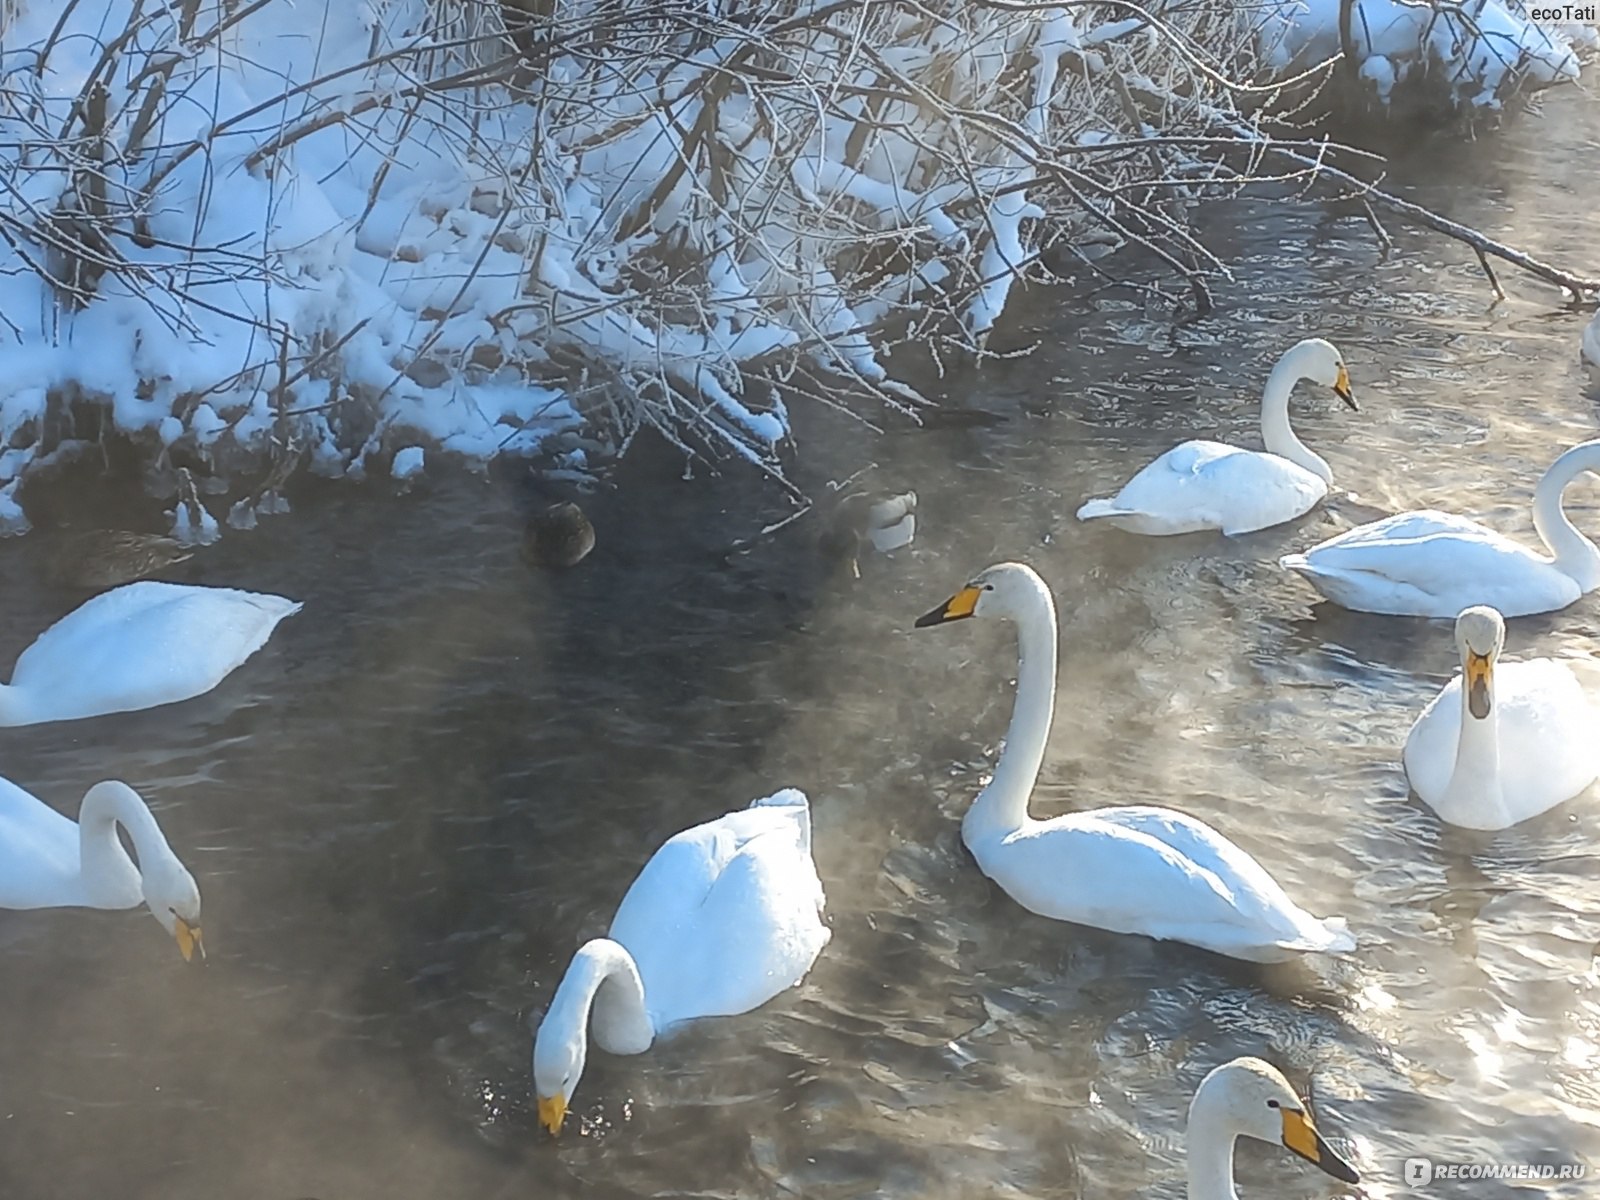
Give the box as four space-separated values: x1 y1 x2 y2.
0 94 1597 1200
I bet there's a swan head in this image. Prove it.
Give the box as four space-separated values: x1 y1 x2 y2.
1285 338 1357 411
914 562 1047 627
144 857 204 962
532 1005 587 1136
1189 1057 1359 1184
1454 605 1504 720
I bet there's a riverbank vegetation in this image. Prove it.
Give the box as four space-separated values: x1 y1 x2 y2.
0 0 1594 535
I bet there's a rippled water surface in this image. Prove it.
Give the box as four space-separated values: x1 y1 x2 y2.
2 97 1599 1200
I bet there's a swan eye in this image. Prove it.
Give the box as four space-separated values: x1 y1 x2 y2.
1266 1099 1280 1109
983 584 994 591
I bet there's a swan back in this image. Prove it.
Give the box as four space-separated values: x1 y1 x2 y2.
3 582 302 725
0 777 135 909
610 789 829 1031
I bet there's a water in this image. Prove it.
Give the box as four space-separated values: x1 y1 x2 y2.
1 97 1599 1199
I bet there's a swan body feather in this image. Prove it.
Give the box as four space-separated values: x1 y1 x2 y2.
0 581 302 726
532 789 829 1132
1076 338 1355 537
915 562 1352 964
1077 441 1327 536
1280 440 1600 618
1402 607 1599 829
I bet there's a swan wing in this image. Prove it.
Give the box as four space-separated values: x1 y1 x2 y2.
0 776 84 909
8 582 303 723
976 805 1351 962
611 789 829 1030
1079 441 1324 535
1281 510 1577 617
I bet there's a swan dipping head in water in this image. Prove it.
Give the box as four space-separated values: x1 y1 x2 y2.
1186 1058 1359 1199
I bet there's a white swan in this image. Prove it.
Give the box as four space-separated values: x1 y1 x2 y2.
532 789 829 1135
0 581 302 726
0 778 203 960
1076 339 1357 536
1279 438 1600 618
1186 1057 1360 1199
1403 606 1599 830
914 563 1354 963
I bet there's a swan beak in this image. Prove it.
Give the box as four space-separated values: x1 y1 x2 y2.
914 585 981 628
1465 651 1494 719
173 916 205 963
1332 365 1358 411
537 1094 567 1136
1281 1106 1360 1184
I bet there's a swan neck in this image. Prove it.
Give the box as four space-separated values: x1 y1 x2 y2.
1445 690 1504 822
1258 356 1330 484
550 939 655 1057
1532 447 1600 589
76 782 159 907
966 580 1056 843
1185 1108 1240 1200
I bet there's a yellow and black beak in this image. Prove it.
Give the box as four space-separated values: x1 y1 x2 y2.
173 915 205 963
1281 1106 1360 1184
537 1094 567 1137
914 584 981 628
1465 650 1494 720
1333 364 1358 411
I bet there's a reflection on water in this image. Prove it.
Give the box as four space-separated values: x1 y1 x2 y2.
1 97 1598 1200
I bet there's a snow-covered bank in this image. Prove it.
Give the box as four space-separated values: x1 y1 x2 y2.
1259 0 1594 112
0 0 1589 536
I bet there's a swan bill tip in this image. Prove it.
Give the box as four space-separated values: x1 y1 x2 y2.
1333 365 1358 411
1282 1107 1360 1184
174 918 204 963
537 1094 567 1136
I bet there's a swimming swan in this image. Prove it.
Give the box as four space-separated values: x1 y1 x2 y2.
1186 1057 1359 1199
1403 605 1599 830
532 789 829 1135
0 581 302 726
1076 339 1357 536
1279 438 1600 617
914 563 1353 963
0 778 204 961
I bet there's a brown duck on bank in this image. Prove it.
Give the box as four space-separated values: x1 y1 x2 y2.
524 501 596 569
817 490 917 579
44 530 196 590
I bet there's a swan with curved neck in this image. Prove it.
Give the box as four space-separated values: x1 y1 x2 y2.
1281 438 1600 618
1076 338 1357 537
914 563 1353 963
532 789 828 1135
0 580 302 727
0 778 203 960
1186 1058 1360 1199
1402 606 1599 830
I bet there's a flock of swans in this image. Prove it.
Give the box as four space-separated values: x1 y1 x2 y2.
5 333 1600 1197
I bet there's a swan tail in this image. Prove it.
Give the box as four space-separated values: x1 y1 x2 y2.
1278 552 1311 572
748 787 808 811
748 787 813 857
1280 915 1355 955
1076 498 1130 522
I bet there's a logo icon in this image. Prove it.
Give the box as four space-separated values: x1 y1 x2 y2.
1405 1157 1435 1186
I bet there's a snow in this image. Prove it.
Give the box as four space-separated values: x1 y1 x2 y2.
1259 1 1589 111
0 0 1590 531
390 446 425 479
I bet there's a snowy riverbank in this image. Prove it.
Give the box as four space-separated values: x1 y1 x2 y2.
0 0 1592 536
